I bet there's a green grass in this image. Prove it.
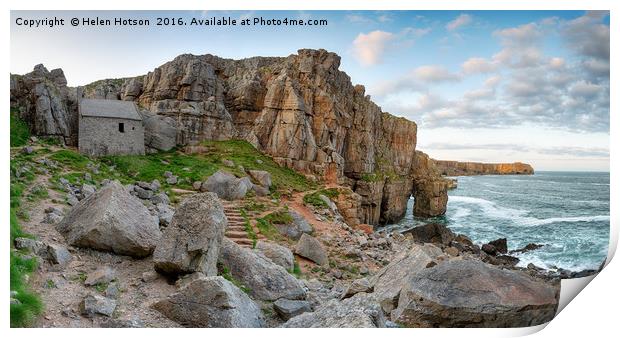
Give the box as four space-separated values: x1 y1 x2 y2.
243 200 267 213
255 218 285 241
10 110 30 147
94 282 110 293
10 150 43 327
303 188 340 208
239 209 258 248
49 150 90 170
218 264 251 294
290 261 302 278
100 140 314 192
263 208 293 224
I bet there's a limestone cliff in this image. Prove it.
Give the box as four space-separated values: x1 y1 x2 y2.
10 49 447 225
433 160 534 176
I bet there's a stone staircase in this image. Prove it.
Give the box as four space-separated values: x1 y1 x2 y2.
222 201 260 248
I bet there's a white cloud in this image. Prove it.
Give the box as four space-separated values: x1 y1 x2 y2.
446 14 472 31
352 30 394 66
413 65 461 83
461 57 497 74
346 14 373 24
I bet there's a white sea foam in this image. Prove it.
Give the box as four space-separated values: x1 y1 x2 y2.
518 215 610 227
451 206 471 219
448 195 530 220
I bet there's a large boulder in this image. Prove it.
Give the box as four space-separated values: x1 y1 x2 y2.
153 192 226 276
153 276 264 327
255 240 294 271
56 181 161 257
281 292 385 328
273 299 312 321
402 223 456 247
294 233 328 266
370 243 443 313
203 170 252 200
273 210 313 240
219 238 306 301
143 113 177 151
248 170 272 188
392 259 560 327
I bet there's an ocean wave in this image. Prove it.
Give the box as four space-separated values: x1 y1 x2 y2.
519 215 610 227
451 206 471 219
448 195 530 220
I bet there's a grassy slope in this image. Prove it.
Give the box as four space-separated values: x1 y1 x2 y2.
10 148 43 327
101 140 314 193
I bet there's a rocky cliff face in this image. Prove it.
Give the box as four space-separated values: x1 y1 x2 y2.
10 64 78 145
433 160 534 176
10 49 447 225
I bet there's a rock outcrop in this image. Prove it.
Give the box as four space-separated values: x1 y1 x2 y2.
392 259 559 327
11 50 451 225
56 181 161 257
219 238 306 301
153 192 226 276
10 64 78 145
281 292 385 328
153 275 264 327
433 160 534 176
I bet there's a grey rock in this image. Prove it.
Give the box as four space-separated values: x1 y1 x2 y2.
203 170 252 200
141 270 159 283
255 240 294 271
163 171 173 178
222 159 235 167
156 203 174 227
219 238 306 301
151 192 170 205
294 234 328 266
370 243 442 314
274 210 313 240
134 186 153 200
101 318 145 328
282 292 385 328
392 259 560 328
192 181 202 191
56 181 161 257
150 179 161 192
104 283 120 299
84 266 116 286
153 276 264 328
45 206 64 215
273 299 312 321
22 146 34 154
81 184 96 198
80 294 117 317
319 194 337 212
252 184 270 196
341 278 372 299
14 237 47 256
144 114 177 151
47 243 72 266
67 194 78 206
248 170 272 188
166 176 178 185
153 192 226 276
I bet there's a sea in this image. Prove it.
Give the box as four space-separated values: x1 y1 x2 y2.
384 171 610 272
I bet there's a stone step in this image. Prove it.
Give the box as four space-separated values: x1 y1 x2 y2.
227 216 244 221
226 231 249 239
231 238 254 246
227 226 246 231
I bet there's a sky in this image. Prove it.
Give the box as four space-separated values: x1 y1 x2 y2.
10 10 610 171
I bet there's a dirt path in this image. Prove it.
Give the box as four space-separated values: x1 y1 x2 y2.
20 158 179 328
